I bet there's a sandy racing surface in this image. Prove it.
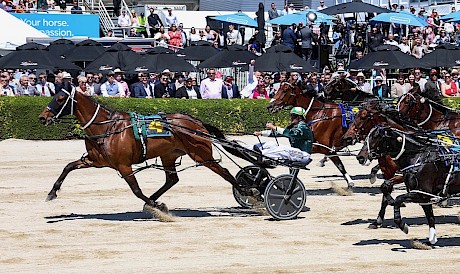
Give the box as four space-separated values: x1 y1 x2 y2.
1 136 460 273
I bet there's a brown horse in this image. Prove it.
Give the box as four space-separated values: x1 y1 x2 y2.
323 76 376 103
267 82 355 188
397 88 460 137
38 87 252 211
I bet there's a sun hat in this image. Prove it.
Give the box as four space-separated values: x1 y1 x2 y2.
113 68 124 74
375 76 383 81
62 72 72 79
357 72 365 78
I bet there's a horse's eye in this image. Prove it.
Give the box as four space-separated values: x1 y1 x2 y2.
56 96 65 103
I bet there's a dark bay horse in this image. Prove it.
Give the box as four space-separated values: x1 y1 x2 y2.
323 77 376 104
357 126 460 245
267 82 355 188
397 89 460 137
38 87 251 211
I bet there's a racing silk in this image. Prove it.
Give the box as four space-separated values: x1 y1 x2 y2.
261 121 313 153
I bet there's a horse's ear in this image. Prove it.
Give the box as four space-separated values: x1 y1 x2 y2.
411 85 421 94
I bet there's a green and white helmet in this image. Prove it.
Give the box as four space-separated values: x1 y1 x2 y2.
290 107 306 117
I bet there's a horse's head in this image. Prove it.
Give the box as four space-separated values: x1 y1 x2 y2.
343 108 374 146
39 85 76 126
266 82 302 113
396 87 429 123
356 126 405 165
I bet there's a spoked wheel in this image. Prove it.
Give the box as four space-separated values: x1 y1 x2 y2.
233 165 272 208
264 174 306 220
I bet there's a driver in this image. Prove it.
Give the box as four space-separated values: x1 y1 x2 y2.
253 107 313 165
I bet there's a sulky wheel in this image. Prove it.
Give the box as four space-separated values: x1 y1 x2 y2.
264 174 306 220
233 165 272 208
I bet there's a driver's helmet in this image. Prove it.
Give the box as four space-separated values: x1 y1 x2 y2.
290 107 306 117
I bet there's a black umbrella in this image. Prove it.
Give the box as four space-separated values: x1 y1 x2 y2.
84 43 140 72
421 44 460 68
249 51 316 72
177 44 219 61
255 2 266 47
226 44 247 51
348 47 427 70
265 44 294 53
191 40 212 46
145 46 175 55
63 39 106 63
198 48 256 68
47 39 76 57
0 42 81 70
125 53 196 73
321 0 391 15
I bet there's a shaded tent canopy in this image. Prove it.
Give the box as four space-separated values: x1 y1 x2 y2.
320 0 391 15
145 47 175 55
421 44 460 68
348 47 428 69
84 43 140 72
177 44 219 61
0 42 81 70
251 51 316 72
198 48 256 68
211 12 258 27
63 39 106 63
370 12 428 27
125 53 196 74
266 44 294 53
47 39 76 57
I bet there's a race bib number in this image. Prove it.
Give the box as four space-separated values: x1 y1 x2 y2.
149 120 163 133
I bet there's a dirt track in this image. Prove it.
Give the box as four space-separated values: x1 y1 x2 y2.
1 137 460 273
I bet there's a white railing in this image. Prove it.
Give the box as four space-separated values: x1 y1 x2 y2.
97 0 114 35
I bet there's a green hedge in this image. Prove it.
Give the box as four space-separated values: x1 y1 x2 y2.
0 97 290 140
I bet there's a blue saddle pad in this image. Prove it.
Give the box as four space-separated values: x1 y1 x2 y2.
338 103 355 129
129 112 172 141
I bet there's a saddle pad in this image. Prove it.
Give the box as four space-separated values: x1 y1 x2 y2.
129 112 172 141
338 103 354 129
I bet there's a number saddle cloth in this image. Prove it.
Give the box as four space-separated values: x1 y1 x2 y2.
129 112 172 141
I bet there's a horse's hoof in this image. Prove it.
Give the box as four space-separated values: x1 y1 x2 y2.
401 223 409 234
155 202 169 214
376 216 383 226
368 223 379 229
400 202 406 207
317 161 325 167
46 193 57 201
369 174 377 184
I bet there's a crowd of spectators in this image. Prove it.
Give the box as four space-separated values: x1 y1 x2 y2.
0 0 82 13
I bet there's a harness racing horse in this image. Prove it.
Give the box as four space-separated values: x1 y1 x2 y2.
397 88 460 137
357 127 460 245
323 76 375 103
267 82 355 188
38 86 253 212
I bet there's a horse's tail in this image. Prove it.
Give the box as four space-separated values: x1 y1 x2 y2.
202 122 253 162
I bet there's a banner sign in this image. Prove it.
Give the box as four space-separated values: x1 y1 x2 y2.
12 13 100 38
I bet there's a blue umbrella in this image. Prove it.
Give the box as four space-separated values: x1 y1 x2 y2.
441 11 460 20
447 13 460 22
268 11 336 25
370 12 428 27
211 13 258 28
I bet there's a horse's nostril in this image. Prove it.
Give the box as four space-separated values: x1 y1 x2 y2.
357 155 365 164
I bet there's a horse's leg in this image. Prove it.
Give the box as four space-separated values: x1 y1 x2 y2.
329 154 354 188
393 193 410 234
117 165 154 206
46 158 91 201
149 156 180 203
422 204 438 245
317 156 329 167
369 178 398 229
369 164 380 184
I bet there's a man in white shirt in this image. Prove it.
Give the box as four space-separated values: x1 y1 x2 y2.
164 8 178 27
199 69 223 99
288 3 296 14
227 24 242 45
384 34 399 46
398 36 410 54
317 1 327 11
100 71 124 97
36 72 55 96
414 68 427 92
117 10 131 37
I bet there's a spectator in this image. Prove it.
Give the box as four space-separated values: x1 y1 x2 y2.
58 0 65 12
114 69 130 97
223 25 239 46
252 81 269 99
113 0 121 17
178 23 187 47
36 72 55 96
147 7 163 38
411 37 427 59
280 5 289 16
204 25 217 43
288 3 296 14
215 28 226 48
436 29 450 44
168 24 182 49
299 22 313 61
282 24 297 50
452 69 460 90
130 10 138 27
317 1 327 11
414 68 427 92
424 69 441 101
154 26 170 47
407 73 419 91
132 73 153 98
106 29 114 37
384 34 398 46
303 73 324 98
188 27 200 44
92 74 102 95
356 72 371 94
154 72 173 98
268 2 280 34
441 72 458 97
76 76 90 96
128 27 141 37
399 36 410 54
372 76 390 98
272 72 287 95
117 10 131 37
390 74 410 98
16 74 38 96
85 72 96 95
221 75 240 99
100 71 124 97
175 78 201 99
200 68 223 99
135 12 148 38
70 1 82 14
165 8 178 27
